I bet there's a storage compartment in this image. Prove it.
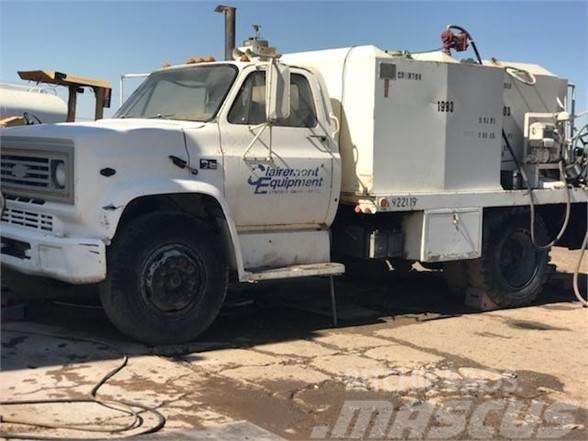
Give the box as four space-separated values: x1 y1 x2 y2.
403 208 482 262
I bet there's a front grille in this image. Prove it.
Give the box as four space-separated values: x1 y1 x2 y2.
0 136 74 203
1 207 54 232
1 154 51 189
4 193 45 205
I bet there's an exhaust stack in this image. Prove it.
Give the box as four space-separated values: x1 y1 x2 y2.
214 4 236 61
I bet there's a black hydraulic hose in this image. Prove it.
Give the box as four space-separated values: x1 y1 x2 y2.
0 331 166 440
573 229 588 307
502 131 572 250
455 25 574 251
447 25 483 64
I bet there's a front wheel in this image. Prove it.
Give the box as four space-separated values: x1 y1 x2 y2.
100 212 228 345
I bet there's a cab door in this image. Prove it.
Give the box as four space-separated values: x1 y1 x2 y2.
218 66 337 228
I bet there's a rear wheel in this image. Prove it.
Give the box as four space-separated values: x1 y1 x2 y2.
465 209 550 307
100 212 228 345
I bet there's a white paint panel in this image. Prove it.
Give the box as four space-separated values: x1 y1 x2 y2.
422 208 482 262
239 229 330 270
286 46 507 195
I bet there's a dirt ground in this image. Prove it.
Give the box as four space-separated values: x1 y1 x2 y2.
1 247 587 440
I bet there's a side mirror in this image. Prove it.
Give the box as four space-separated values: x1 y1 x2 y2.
265 61 290 122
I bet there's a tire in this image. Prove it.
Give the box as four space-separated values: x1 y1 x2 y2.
100 212 228 345
466 209 550 307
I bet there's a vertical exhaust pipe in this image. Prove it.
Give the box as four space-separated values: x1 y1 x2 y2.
214 4 236 61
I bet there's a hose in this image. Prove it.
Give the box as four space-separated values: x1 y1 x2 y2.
572 229 588 307
0 330 166 440
502 132 572 250
446 25 483 64
505 66 537 86
453 25 576 253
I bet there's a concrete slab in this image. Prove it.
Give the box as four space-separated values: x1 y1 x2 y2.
192 348 285 371
254 340 336 358
374 305 588 404
221 364 330 384
144 421 287 440
364 344 444 367
312 333 394 351
369 373 434 392
311 354 392 378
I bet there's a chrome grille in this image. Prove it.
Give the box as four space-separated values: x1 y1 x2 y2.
1 154 51 189
0 136 74 203
1 207 54 232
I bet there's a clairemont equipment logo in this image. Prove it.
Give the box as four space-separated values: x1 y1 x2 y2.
247 164 325 195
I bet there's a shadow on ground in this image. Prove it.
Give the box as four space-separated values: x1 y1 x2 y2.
1 266 586 371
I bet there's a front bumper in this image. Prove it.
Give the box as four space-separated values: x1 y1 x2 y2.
0 223 106 284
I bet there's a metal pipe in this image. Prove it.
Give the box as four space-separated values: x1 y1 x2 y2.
119 73 149 107
215 4 236 61
66 85 77 122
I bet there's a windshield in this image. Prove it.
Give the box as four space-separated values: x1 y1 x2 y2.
115 64 238 121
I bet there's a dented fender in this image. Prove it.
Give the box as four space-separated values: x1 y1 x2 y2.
98 178 246 279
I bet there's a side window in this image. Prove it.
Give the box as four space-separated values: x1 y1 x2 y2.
228 71 266 125
228 71 317 128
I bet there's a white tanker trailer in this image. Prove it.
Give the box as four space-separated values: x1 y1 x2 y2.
0 83 67 125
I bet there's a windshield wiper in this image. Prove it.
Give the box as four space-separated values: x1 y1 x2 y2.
145 113 176 119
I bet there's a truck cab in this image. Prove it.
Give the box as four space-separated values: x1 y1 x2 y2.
1 54 343 344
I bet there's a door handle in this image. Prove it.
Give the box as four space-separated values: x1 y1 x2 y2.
308 135 327 143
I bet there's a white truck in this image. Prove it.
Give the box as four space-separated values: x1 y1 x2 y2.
1 28 587 344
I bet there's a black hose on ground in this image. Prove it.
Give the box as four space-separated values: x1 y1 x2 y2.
0 330 166 440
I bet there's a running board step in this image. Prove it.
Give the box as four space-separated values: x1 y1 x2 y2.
246 262 345 282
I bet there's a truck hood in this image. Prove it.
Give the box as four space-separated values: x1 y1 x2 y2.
0 118 206 143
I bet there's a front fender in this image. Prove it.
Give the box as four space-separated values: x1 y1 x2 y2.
97 178 245 279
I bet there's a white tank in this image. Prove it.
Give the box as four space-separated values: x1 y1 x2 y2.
0 83 67 124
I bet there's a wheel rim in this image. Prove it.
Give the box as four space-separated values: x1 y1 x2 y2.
498 230 538 289
140 244 205 313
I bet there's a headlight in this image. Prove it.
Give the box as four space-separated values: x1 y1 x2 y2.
52 160 66 189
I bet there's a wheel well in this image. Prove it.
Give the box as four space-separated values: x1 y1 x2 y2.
541 202 587 250
115 194 239 280
484 204 587 250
